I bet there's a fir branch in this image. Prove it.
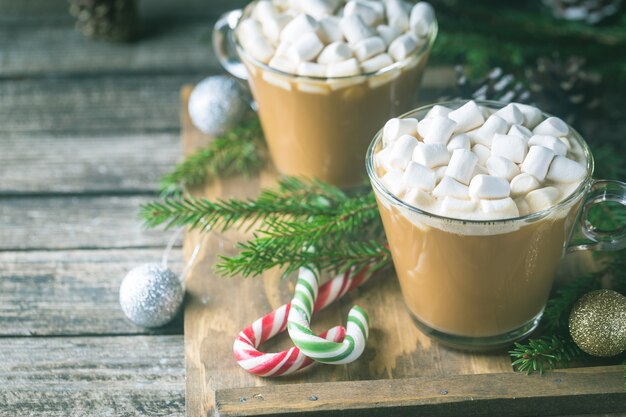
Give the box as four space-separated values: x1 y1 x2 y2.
510 335 582 374
159 119 266 197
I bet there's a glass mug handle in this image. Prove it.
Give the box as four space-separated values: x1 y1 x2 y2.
567 179 626 252
212 9 248 81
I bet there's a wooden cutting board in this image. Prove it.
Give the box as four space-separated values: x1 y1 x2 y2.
179 82 625 417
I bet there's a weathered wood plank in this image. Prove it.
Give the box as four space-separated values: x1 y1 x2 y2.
0 249 184 336
0 195 169 250
0 335 184 417
216 366 626 417
0 133 179 194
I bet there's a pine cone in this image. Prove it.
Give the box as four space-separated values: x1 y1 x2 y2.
68 0 139 42
525 54 602 124
543 0 623 24
455 66 533 104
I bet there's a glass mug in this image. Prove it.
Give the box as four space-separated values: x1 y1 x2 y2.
213 2 438 188
366 100 626 349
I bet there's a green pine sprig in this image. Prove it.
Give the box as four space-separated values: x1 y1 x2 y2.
159 118 266 197
510 335 582 375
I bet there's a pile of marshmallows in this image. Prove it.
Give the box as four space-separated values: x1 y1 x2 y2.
236 0 435 78
375 101 587 220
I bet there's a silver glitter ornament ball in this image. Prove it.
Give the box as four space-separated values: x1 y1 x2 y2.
188 76 249 136
119 263 184 328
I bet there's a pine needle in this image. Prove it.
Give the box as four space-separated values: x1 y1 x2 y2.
510 335 582 374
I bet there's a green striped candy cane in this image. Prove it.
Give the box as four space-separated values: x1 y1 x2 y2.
287 267 369 365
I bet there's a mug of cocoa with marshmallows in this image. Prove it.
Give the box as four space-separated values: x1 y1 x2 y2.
214 0 437 188
367 100 626 349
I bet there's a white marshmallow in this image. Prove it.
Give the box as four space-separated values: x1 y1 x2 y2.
318 42 353 64
361 53 393 73
447 134 471 152
326 58 361 77
344 0 381 26
527 135 567 156
423 116 456 145
403 161 436 191
388 33 419 61
275 40 292 57
409 1 435 38
299 0 335 20
468 114 508 147
253 1 279 21
242 36 275 63
262 71 292 90
377 24 401 46
526 186 560 212
546 156 587 183
493 103 524 125
445 149 478 185
340 15 375 44
486 156 519 181
472 144 491 166
514 103 543 129
433 176 470 200
515 197 531 216
412 143 450 168
353 36 386 61
469 175 510 200
448 101 485 133
434 165 447 182
510 173 541 196
268 55 297 73
382 117 418 146
508 124 532 139
417 117 431 138
317 16 344 44
281 14 319 41
403 188 434 208
375 147 392 171
442 196 476 214
386 0 410 31
238 18 263 41
520 146 555 181
480 197 519 218
381 169 405 196
388 134 418 170
491 133 527 163
426 105 452 119
298 62 327 77
262 14 291 44
533 117 569 137
289 32 324 62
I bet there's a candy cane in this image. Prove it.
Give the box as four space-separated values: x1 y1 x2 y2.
233 266 373 376
288 268 369 365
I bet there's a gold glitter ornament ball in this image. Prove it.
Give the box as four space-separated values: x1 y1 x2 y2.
569 289 626 357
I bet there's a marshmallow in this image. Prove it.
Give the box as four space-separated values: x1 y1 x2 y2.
468 114 508 146
526 186 560 212
381 169 405 196
344 0 381 26
447 134 471 152
353 36 386 61
326 58 361 77
386 0 410 31
448 101 485 133
242 36 275 63
289 32 324 62
417 117 431 138
403 161 436 191
426 105 452 119
298 0 335 20
493 103 524 125
442 196 476 214
253 1 279 21
262 71 292 90
472 144 491 166
388 33 419 61
469 175 510 200
486 156 519 181
409 2 435 38
520 146 555 181
403 188 434 208
382 117 418 146
387 134 418 170
361 53 393 73
480 197 519 218
514 103 543 129
445 149 478 185
281 14 319 41
318 42 353 64
275 40 292 57
510 173 541 196
238 17 263 41
515 197 531 216
533 116 569 137
317 16 344 44
491 133 527 163
435 165 447 182
340 15 375 44
508 124 532 139
546 156 587 183
268 55 297 73
473 163 488 177
375 146 392 171
423 116 456 145
433 176 470 199
377 24 401 46
298 62 327 77
527 135 567 156
261 14 291 43
413 143 450 168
